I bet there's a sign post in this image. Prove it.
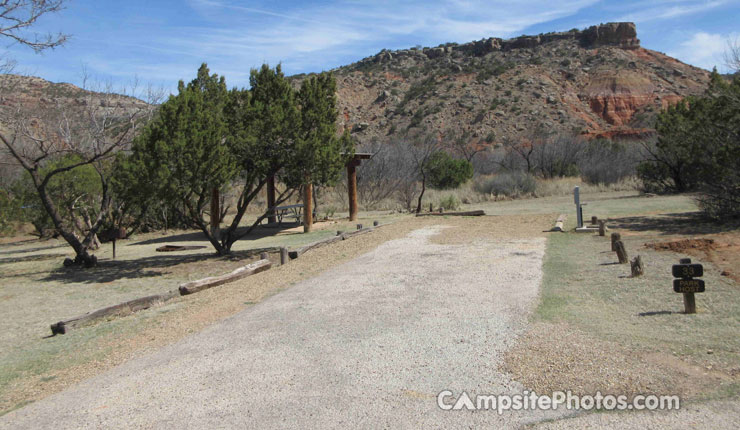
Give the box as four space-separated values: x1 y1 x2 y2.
574 186 583 228
672 258 705 314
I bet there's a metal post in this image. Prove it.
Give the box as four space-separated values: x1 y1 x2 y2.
574 186 583 228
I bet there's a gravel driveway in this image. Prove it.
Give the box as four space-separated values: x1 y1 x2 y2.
1 225 562 428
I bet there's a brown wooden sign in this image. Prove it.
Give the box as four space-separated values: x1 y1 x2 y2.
673 279 705 293
672 264 703 279
672 259 704 314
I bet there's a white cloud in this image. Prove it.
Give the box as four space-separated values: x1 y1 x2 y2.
616 0 727 23
668 31 734 71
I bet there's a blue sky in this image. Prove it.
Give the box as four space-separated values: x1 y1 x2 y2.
3 0 739 94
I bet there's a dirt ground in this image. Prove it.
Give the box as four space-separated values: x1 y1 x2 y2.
646 234 740 283
0 213 552 416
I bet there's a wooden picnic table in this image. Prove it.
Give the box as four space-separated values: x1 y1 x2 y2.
273 204 304 226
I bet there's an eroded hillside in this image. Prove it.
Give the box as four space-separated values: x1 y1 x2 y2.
326 22 709 144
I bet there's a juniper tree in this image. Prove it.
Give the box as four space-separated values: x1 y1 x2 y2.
121 64 237 254
288 72 353 231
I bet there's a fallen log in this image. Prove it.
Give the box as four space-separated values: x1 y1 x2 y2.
50 290 179 335
415 210 485 217
551 214 566 232
178 259 272 295
289 224 387 259
289 235 344 259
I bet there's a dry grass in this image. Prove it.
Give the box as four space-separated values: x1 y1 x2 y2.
0 211 404 415
503 196 740 403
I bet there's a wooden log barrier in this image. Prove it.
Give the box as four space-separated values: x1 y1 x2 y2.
178 259 272 295
551 214 566 232
615 240 629 264
289 224 388 259
630 255 644 277
415 210 485 217
280 247 288 265
611 232 621 252
50 291 179 335
598 220 606 236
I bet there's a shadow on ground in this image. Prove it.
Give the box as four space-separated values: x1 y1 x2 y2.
610 212 740 236
130 224 300 246
40 248 264 284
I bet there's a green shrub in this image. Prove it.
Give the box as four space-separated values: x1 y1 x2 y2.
425 152 474 190
438 194 461 210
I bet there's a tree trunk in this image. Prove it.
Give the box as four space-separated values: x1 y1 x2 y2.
34 176 97 266
303 181 313 233
266 175 277 224
415 176 426 214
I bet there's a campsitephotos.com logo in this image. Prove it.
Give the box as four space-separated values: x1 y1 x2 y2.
437 390 680 415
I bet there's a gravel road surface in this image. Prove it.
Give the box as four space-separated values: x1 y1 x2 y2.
1 226 561 428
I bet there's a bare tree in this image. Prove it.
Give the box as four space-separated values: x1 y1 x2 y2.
409 132 440 213
533 133 583 178
444 128 489 162
724 36 740 74
0 0 68 52
0 78 159 266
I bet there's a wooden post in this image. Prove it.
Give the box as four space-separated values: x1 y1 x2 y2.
429 202 433 212
266 175 277 224
611 232 621 251
598 220 606 236
280 247 288 265
260 252 268 260
630 255 644 277
210 187 220 237
347 162 358 221
303 182 313 233
373 220 379 226
615 240 628 264
683 292 696 314
112 239 117 260
591 215 598 226
357 224 362 230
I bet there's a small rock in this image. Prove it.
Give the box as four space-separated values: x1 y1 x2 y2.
707 349 714 354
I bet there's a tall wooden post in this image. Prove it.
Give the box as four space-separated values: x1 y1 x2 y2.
210 187 220 237
303 182 313 233
347 162 358 221
266 175 277 224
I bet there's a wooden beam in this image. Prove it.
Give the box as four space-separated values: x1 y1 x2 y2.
415 210 485 217
50 291 179 335
178 259 272 295
551 214 566 232
289 224 387 259
348 163 358 221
